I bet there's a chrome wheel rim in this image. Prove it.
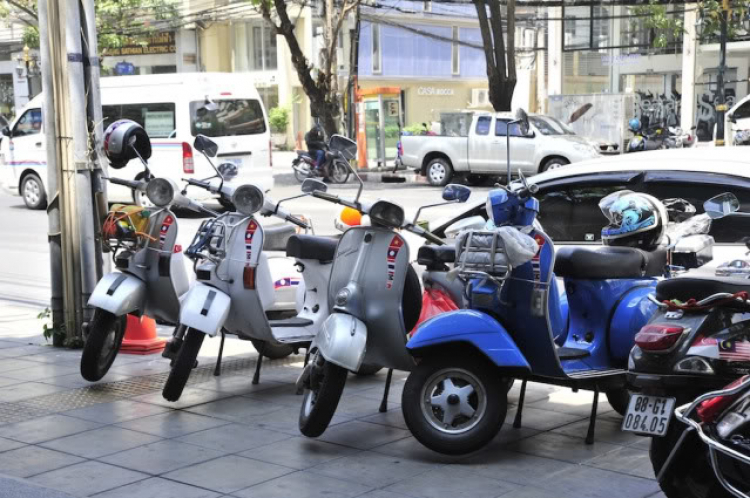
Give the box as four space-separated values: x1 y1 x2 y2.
421 367 487 434
23 178 41 206
429 163 446 184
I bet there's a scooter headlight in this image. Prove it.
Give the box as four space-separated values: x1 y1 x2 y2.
369 200 405 228
232 184 264 216
146 178 176 207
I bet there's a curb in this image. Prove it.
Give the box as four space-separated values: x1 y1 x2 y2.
274 171 431 188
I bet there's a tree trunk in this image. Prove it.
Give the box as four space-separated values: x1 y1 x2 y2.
474 0 517 112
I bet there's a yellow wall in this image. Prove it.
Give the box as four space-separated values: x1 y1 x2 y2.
200 23 232 72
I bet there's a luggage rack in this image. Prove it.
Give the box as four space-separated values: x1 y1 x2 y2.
455 230 512 287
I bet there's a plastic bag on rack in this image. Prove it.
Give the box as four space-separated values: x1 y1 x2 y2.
409 288 459 338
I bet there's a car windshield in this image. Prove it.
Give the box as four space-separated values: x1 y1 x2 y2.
530 116 576 136
190 99 266 137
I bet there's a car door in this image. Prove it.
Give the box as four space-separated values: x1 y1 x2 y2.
496 119 536 176
5 108 45 179
467 115 500 173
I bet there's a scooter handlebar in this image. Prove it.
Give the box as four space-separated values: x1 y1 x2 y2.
183 178 216 193
312 190 340 203
273 204 309 230
108 177 146 191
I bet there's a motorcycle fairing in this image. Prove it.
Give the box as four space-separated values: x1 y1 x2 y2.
179 283 231 337
88 272 146 316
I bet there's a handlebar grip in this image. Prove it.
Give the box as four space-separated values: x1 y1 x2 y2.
312 191 340 203
422 230 445 246
108 177 143 190
286 215 309 230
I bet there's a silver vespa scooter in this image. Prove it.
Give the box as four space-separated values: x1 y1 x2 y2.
297 174 471 437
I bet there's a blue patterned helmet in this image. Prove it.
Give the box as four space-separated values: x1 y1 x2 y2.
599 191 666 250
628 118 641 132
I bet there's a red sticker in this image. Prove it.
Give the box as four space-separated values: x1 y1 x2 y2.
245 220 259 262
159 215 175 249
532 233 546 286
386 235 404 289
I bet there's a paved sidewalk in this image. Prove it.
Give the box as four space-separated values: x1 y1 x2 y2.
0 300 665 498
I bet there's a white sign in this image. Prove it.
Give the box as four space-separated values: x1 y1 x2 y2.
417 87 455 97
601 54 642 66
144 111 174 138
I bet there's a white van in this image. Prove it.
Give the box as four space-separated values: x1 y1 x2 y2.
0 73 274 209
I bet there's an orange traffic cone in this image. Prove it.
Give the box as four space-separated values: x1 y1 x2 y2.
120 315 167 355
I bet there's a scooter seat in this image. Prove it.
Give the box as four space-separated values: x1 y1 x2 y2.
286 235 338 263
417 245 455 270
555 246 666 279
655 276 750 302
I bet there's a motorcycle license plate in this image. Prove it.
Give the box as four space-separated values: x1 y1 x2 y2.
622 394 675 437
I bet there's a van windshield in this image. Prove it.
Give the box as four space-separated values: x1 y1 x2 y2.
190 99 266 137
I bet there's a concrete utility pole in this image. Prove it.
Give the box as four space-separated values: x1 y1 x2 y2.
38 0 105 346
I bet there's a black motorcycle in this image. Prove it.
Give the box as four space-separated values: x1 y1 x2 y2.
658 376 750 498
292 135 354 184
626 193 750 498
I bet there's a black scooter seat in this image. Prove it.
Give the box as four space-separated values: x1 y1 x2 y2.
286 235 338 263
417 245 455 270
555 246 666 279
655 276 750 302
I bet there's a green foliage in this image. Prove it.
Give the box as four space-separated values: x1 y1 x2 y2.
632 0 685 48
268 106 290 133
403 123 426 134
37 307 64 343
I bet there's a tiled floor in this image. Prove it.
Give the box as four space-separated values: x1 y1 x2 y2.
0 301 666 498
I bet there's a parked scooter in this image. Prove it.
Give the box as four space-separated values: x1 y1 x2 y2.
81 121 207 382
656 376 750 498
296 176 470 437
627 193 750 498
293 135 354 184
162 138 336 402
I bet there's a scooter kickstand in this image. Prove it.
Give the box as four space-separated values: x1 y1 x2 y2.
513 379 527 429
252 342 266 385
379 369 393 413
214 331 226 377
585 387 599 445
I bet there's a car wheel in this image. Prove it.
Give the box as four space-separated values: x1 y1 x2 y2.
541 158 569 172
401 354 507 455
426 158 453 187
21 173 47 210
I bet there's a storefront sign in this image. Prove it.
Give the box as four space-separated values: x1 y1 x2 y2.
102 32 176 57
417 87 455 97
601 54 641 66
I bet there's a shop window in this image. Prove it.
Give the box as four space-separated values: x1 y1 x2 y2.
253 24 277 71
102 103 176 139
372 24 381 74
451 27 459 76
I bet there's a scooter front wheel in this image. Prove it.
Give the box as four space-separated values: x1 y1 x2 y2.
402 355 507 455
162 328 205 402
299 355 348 437
80 309 127 382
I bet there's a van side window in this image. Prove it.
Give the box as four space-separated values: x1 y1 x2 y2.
13 109 42 137
102 103 176 138
475 116 491 136
189 99 267 137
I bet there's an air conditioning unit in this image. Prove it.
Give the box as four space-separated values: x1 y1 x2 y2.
470 88 489 108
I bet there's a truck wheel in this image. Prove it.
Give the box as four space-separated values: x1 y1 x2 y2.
162 328 204 402
541 157 569 172
402 354 507 455
21 173 47 210
80 309 127 382
426 158 453 186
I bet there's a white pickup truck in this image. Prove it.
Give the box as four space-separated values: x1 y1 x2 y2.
401 111 602 186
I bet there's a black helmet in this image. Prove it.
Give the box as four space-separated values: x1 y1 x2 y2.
599 190 667 250
103 120 152 169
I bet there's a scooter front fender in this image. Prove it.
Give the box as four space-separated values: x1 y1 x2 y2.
88 273 146 316
179 284 231 337
408 310 530 372
316 313 367 372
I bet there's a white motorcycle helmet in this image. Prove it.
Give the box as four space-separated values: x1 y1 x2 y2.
102 119 152 169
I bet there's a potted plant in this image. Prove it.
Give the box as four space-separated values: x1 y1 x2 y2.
269 106 290 148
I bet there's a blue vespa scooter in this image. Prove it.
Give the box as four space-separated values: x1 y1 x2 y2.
400 166 674 455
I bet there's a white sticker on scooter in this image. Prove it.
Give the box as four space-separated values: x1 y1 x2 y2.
386 235 404 289
159 215 175 249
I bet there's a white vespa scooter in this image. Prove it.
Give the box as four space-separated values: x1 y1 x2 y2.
162 138 336 402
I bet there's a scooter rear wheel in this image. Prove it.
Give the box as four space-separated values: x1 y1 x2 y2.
402 354 507 455
299 355 348 437
650 423 733 498
162 328 205 402
250 340 294 360
605 388 630 417
80 309 127 382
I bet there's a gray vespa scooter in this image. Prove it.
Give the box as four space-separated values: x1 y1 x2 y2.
297 175 471 437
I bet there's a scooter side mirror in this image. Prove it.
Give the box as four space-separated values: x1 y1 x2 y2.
704 192 740 219
442 184 471 203
302 178 327 194
194 135 219 158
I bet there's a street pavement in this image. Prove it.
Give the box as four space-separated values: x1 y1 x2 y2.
0 154 666 498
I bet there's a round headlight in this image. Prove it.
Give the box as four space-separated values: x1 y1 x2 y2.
369 200 405 228
232 184 264 216
146 178 175 207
